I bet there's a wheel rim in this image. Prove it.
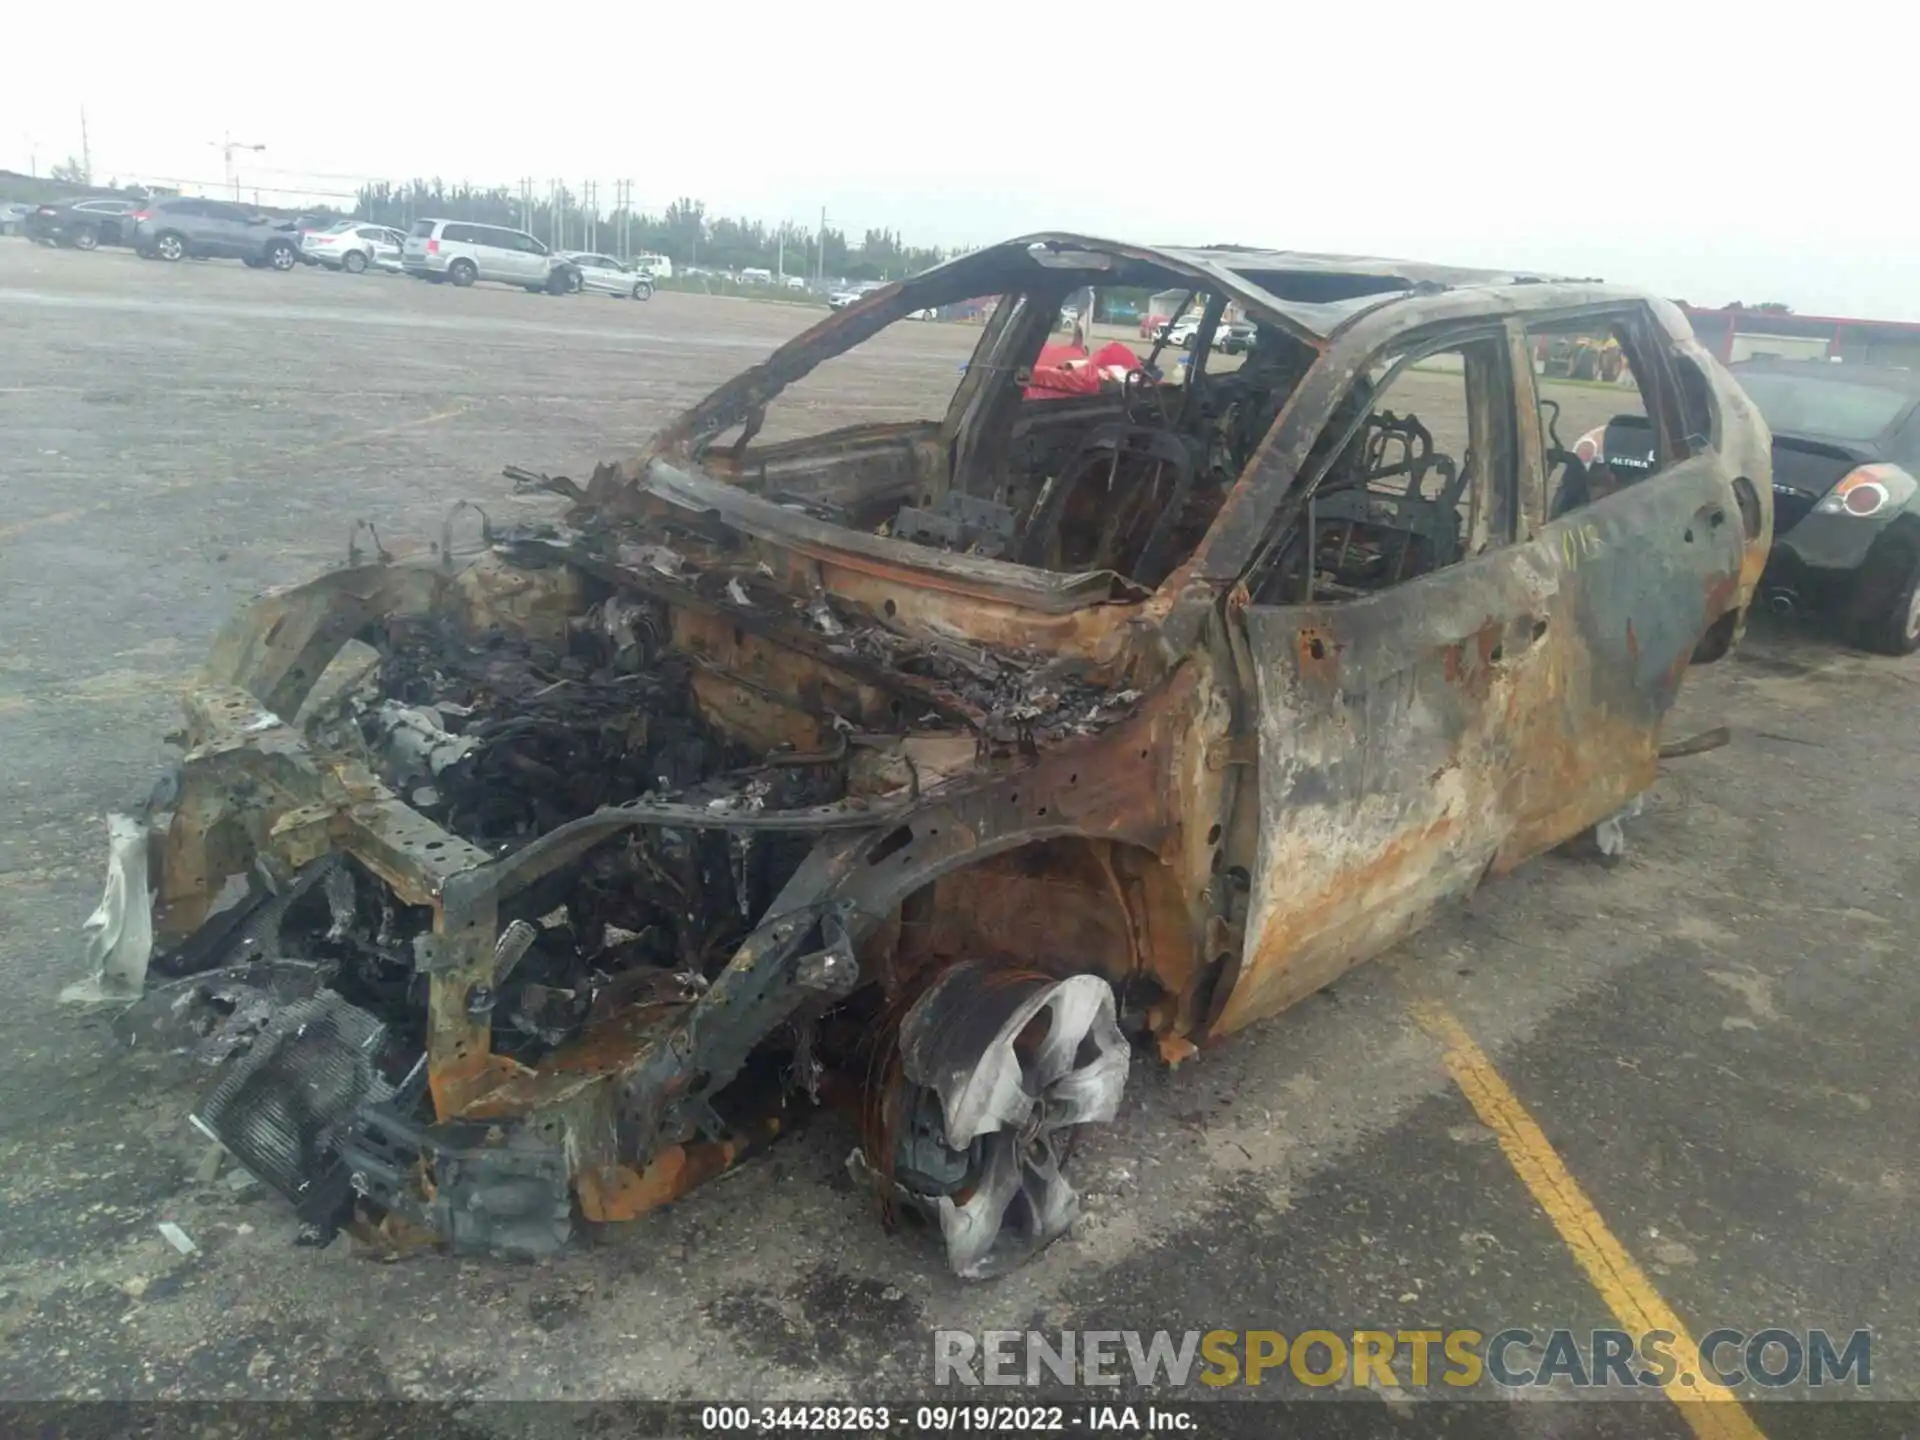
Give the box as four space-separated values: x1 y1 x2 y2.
1903 584 1920 642
159 236 183 260
271 246 294 270
75 230 97 250
877 961 1130 1278
345 252 365 272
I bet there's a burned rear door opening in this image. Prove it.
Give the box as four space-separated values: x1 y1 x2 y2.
73 234 1774 1277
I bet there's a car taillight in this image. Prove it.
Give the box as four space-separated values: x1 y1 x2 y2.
1816 464 1905 519
130 210 152 221
425 238 439 254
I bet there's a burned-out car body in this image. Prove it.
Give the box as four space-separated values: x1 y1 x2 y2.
80 235 1772 1276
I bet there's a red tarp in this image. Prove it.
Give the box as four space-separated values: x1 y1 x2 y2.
1024 341 1147 400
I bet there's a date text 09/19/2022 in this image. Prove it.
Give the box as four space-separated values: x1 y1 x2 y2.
699 1404 1197 1433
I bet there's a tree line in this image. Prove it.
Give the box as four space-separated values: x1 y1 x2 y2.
351 181 950 281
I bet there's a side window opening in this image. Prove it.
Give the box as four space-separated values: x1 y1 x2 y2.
689 249 1316 591
1525 315 1667 520
1674 352 1719 452
1250 335 1516 605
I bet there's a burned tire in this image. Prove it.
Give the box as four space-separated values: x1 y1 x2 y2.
342 249 368 274
447 259 477 287
154 231 187 262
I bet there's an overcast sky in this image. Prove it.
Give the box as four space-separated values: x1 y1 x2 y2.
7 0 1909 316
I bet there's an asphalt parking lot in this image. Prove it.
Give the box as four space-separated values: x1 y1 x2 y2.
0 241 1915 1437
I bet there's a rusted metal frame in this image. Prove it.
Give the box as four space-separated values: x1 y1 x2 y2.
1461 338 1521 556
201 565 447 721
437 792 914 934
180 688 492 897
1503 317 1550 534
548 544 989 730
176 687 507 1116
631 462 1145 610
610 707 1185 1167
1195 605 1261 1037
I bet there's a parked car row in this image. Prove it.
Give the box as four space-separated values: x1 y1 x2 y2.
8 202 665 302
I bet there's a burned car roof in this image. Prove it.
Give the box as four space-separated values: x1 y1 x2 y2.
880 233 1579 341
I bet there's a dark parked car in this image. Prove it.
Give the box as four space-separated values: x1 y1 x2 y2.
1580 359 1920 653
130 197 303 270
1736 360 1920 652
24 198 139 250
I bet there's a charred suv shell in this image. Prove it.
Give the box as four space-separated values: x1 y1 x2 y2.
76 234 1770 1274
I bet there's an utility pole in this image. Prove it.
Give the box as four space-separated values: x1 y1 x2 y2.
583 180 597 252
209 133 266 201
79 108 91 185
817 206 829 289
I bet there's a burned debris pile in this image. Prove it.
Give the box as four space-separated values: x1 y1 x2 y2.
148 586 846 1059
92 502 1149 1260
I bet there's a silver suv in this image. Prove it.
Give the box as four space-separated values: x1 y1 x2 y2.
130 198 304 269
401 218 577 293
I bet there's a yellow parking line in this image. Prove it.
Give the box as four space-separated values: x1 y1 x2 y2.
1408 1000 1766 1440
0 406 466 543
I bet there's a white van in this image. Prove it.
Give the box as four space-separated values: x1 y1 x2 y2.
631 253 673 279
739 267 774 285
401 218 574 292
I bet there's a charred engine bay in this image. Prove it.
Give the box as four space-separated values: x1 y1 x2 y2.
119 523 1149 1251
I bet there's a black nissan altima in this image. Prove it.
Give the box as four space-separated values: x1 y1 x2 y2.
1581 359 1920 654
